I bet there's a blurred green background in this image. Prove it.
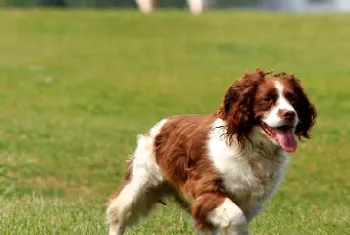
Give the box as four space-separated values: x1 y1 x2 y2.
0 0 259 8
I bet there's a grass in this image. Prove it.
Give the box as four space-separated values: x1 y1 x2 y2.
0 9 350 234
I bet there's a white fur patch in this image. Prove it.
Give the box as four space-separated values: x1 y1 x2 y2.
149 119 167 137
129 119 168 194
208 119 262 200
207 198 248 234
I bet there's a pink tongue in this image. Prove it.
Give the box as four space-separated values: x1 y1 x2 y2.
275 128 297 152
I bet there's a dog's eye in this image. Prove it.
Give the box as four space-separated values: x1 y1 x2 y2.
286 92 297 101
263 97 271 102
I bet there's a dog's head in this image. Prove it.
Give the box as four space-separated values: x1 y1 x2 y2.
218 69 317 152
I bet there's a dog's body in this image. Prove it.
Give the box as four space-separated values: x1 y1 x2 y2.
107 69 316 235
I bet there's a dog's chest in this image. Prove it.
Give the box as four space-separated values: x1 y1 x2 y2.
220 154 284 205
207 132 286 211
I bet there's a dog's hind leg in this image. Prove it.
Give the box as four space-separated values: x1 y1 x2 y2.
107 132 165 235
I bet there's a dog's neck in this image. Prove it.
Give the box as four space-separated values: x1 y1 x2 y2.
242 127 283 160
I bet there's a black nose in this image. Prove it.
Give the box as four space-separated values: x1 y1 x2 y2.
281 110 296 121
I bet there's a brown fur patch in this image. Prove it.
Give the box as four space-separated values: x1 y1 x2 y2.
154 114 227 229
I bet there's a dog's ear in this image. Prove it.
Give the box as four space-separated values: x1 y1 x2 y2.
219 69 268 145
288 75 317 139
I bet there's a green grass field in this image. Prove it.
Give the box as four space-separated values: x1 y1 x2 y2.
0 9 350 234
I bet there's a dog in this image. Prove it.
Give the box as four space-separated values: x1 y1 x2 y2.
106 69 317 235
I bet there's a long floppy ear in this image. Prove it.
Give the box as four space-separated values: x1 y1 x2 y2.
219 69 267 145
288 75 317 138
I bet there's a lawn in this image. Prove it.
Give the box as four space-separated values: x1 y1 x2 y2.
0 9 350 235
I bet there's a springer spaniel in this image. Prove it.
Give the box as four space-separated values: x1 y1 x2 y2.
107 69 316 235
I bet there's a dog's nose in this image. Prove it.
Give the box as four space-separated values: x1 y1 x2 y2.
281 110 296 121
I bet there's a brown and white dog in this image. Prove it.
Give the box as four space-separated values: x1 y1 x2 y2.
106 69 317 235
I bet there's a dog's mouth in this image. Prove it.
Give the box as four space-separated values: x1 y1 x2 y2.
260 123 297 153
